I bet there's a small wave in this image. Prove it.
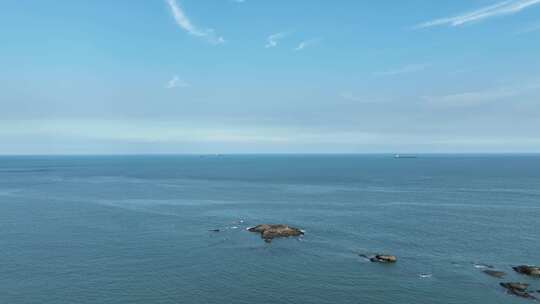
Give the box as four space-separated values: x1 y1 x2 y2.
232 219 245 225
283 184 354 194
0 168 52 174
383 201 540 210
473 263 493 269
419 273 432 278
0 189 22 197
456 187 540 196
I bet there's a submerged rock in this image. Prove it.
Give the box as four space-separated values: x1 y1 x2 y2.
513 265 540 277
248 224 304 243
483 270 506 278
501 282 529 292
500 282 536 300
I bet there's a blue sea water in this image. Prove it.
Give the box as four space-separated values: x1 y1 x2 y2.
0 154 539 304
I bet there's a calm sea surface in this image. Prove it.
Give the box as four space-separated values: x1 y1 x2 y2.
0 155 539 303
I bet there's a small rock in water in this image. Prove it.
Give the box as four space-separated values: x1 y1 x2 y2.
483 270 506 278
513 265 540 277
500 282 536 300
209 229 220 232
247 224 304 243
369 254 397 263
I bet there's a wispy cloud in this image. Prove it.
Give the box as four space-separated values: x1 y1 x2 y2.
265 32 288 48
165 0 224 44
416 0 540 28
165 75 189 89
374 64 428 77
294 38 322 51
424 81 540 106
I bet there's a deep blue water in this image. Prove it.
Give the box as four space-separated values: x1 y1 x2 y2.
0 154 539 304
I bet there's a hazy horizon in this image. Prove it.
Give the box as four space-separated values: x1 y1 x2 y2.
2 0 539 154
1 152 540 157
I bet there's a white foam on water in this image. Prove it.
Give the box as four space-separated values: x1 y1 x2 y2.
473 263 492 269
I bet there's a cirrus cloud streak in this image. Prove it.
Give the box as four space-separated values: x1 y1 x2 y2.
166 0 224 44
416 0 540 28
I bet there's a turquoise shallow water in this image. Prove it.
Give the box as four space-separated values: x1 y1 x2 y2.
0 154 539 303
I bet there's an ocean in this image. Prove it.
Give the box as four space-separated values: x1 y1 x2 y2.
0 154 538 303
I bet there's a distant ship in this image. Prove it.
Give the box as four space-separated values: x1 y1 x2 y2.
394 154 417 159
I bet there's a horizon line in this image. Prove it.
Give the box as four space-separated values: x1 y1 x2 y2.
1 152 539 157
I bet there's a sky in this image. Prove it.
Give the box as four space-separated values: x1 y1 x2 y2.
1 0 540 154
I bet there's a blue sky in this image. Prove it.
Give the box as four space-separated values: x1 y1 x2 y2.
1 0 540 154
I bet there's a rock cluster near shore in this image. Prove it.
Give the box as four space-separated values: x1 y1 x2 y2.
476 264 540 301
239 222 539 300
248 224 304 243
